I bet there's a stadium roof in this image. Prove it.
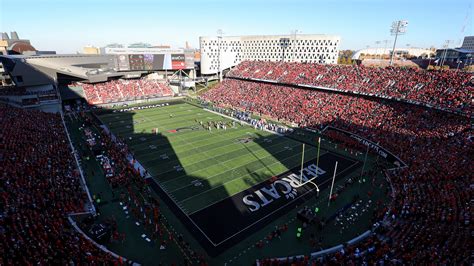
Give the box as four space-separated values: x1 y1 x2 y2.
436 47 474 53
2 54 130 83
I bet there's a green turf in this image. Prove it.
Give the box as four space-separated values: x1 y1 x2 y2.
98 102 325 214
68 100 391 265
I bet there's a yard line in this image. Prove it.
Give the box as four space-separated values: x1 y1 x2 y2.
134 109 234 174
139 131 279 169
179 149 327 207
107 114 203 134
129 126 253 155
103 110 205 132
147 135 289 181
128 104 320 207
187 153 358 216
114 111 247 150
162 139 306 189
154 119 237 173
136 130 264 160
101 105 199 121
106 104 218 128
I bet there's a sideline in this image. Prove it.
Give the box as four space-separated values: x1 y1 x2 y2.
68 214 139 265
61 110 135 264
60 110 96 214
255 230 372 265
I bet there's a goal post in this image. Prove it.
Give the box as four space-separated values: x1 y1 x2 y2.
299 143 305 184
295 142 320 194
328 161 338 206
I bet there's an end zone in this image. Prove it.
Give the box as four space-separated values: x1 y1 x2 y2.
148 151 361 256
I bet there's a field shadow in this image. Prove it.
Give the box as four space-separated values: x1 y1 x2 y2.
81 96 466 258
88 105 232 254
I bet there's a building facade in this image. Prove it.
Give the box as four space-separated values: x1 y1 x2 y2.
435 48 473 68
0 32 36 55
82 46 101 55
351 47 435 60
200 34 340 75
460 36 474 51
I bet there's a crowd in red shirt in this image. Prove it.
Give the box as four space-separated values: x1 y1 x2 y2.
0 64 470 264
227 61 473 114
0 105 117 264
80 79 174 104
202 78 471 264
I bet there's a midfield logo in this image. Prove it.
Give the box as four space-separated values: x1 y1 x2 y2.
242 163 326 212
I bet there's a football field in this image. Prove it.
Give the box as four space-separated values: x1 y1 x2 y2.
97 101 361 254
99 101 323 214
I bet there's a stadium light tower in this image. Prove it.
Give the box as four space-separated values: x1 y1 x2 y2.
375 41 381 59
217 29 224 82
440 40 453 67
389 20 408 66
382 39 390 59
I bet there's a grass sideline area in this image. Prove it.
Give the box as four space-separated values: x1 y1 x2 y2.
69 99 391 265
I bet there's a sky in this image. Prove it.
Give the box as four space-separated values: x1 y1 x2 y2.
0 0 472 53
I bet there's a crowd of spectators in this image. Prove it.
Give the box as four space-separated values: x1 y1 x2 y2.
80 79 174 104
0 105 117 264
202 78 471 264
0 86 26 95
1 64 470 264
227 61 473 114
0 86 57 96
80 117 140 189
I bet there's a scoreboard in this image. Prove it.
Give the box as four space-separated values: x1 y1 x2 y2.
129 54 145 70
107 48 194 71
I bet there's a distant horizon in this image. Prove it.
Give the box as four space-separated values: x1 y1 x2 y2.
1 0 472 53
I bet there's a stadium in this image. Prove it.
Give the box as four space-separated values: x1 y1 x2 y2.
1 4 473 265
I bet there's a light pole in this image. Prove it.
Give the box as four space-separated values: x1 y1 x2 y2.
375 41 381 59
440 40 452 68
383 39 389 60
217 29 224 82
389 20 408 66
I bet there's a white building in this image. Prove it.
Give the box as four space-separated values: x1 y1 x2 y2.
200 34 340 75
351 47 434 60
461 36 474 51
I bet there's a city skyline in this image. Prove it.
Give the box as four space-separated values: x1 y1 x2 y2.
0 0 472 53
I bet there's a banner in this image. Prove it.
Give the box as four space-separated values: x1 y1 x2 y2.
324 126 407 168
171 54 186 69
116 55 130 71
